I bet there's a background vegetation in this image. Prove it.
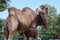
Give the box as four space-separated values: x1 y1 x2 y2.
0 0 10 12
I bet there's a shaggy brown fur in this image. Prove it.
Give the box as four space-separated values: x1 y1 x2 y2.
4 5 49 40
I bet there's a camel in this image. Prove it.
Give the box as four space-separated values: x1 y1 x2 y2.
4 5 49 40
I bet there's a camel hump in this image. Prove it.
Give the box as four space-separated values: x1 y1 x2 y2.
8 7 17 16
22 7 36 15
8 7 22 16
8 7 17 11
22 7 32 11
22 7 35 13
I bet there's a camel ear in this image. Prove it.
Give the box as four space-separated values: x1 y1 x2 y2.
36 8 39 14
36 8 38 12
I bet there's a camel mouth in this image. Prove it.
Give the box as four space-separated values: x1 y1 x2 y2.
39 11 49 30
39 12 47 22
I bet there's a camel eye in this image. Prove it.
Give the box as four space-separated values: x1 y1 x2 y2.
45 8 48 10
41 8 43 10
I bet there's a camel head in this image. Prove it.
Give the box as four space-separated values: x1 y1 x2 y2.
36 5 49 30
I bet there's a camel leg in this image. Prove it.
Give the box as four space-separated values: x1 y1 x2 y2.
25 27 38 40
27 37 38 40
4 27 9 40
27 37 33 40
18 32 24 40
7 29 16 40
8 31 13 40
5 33 9 40
4 28 17 40
8 29 17 40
